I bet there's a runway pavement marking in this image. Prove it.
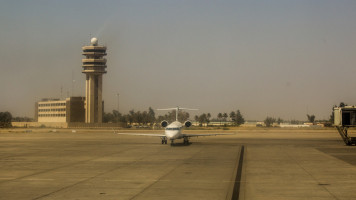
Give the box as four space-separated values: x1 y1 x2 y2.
286 148 339 200
105 179 235 183
31 147 166 200
127 147 205 200
0 147 136 185
105 179 170 182
0 178 15 180
232 145 244 200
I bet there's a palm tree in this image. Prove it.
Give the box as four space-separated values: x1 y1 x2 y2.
194 115 199 126
235 110 245 126
217 113 222 126
307 114 315 124
128 110 135 125
207 113 211 126
223 113 228 126
230 111 236 125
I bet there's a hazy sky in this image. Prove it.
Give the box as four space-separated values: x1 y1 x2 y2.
1 0 356 121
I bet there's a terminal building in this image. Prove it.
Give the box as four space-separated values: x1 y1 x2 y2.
35 97 85 123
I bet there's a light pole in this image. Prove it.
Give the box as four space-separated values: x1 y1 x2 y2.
116 93 119 127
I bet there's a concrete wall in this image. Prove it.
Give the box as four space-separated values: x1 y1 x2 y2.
68 122 125 128
12 122 124 128
12 122 68 128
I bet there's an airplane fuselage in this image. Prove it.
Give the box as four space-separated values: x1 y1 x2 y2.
164 121 183 140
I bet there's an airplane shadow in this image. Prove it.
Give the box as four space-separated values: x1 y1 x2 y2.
170 142 192 147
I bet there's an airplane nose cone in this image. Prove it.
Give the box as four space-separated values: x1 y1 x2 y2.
166 130 179 139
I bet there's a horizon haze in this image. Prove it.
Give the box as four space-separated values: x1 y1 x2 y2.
1 0 356 121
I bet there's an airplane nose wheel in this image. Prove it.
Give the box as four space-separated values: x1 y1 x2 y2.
183 137 189 145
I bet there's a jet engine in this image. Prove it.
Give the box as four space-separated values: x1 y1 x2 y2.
184 120 192 128
161 120 168 127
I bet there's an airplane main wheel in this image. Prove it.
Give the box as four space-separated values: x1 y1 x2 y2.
161 140 164 144
165 140 168 144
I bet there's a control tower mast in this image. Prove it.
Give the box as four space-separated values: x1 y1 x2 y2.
82 38 107 123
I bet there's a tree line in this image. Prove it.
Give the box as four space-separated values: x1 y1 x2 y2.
0 112 35 128
0 112 12 128
103 107 191 126
262 102 351 127
4 102 346 128
103 108 246 127
1 108 246 128
103 107 156 126
263 113 334 127
194 110 245 127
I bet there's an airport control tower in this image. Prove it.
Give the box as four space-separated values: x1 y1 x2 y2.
82 38 107 123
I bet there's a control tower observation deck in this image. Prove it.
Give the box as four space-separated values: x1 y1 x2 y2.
82 38 107 123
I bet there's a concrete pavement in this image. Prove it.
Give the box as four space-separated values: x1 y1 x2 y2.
1 129 356 199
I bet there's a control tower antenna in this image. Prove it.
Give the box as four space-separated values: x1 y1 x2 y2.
60 85 63 99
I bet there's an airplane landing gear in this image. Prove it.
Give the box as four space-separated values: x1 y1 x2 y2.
183 137 189 145
161 137 168 144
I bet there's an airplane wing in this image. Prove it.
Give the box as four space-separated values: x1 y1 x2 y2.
117 133 166 137
182 133 234 137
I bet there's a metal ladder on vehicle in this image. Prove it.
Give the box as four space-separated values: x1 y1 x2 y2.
335 126 356 146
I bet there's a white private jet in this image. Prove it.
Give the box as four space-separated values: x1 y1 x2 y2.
117 107 229 146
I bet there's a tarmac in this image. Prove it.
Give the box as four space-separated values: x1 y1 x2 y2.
1 128 356 200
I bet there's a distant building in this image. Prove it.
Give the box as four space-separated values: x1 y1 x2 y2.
30 37 108 126
35 97 85 123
